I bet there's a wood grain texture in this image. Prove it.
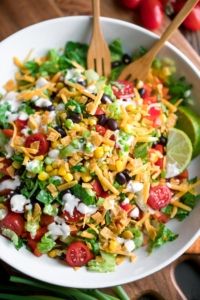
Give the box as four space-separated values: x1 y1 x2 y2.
0 1 199 298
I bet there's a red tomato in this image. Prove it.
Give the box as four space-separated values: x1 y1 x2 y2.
2 129 14 138
140 0 164 30
120 0 142 9
155 157 164 169
173 1 200 31
154 211 169 223
91 179 109 198
33 227 47 241
0 159 12 176
25 133 49 155
120 203 134 212
27 239 42 257
95 107 105 115
40 214 54 227
65 241 94 267
0 212 25 236
147 185 172 210
177 169 189 180
15 119 27 131
95 125 107 136
154 144 164 154
143 84 152 98
112 80 134 98
148 107 161 121
64 209 84 223
143 96 157 105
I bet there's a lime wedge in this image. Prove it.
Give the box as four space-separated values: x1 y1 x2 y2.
166 128 193 178
176 106 200 158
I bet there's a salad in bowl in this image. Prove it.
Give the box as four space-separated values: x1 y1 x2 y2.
0 37 199 273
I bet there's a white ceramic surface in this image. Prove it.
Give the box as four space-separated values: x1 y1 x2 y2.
0 16 199 288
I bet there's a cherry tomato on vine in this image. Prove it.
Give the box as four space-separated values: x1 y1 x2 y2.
120 0 142 9
65 241 94 267
140 0 164 30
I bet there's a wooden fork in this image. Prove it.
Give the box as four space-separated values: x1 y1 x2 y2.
118 0 199 82
87 0 111 76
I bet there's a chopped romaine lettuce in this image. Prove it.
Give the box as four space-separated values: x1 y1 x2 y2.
38 233 56 254
87 251 116 272
109 39 123 62
43 204 58 216
64 41 88 67
108 101 121 120
36 190 54 205
134 143 148 160
0 102 10 129
1 228 23 250
71 184 96 205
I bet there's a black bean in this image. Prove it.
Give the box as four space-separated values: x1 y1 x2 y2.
116 173 127 185
111 60 122 68
106 118 118 131
77 78 87 87
46 105 55 111
68 111 82 123
54 126 66 138
123 170 131 181
138 88 145 97
97 114 108 126
101 93 112 104
122 53 132 65
159 135 168 146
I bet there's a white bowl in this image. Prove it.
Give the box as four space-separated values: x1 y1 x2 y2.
0 16 200 288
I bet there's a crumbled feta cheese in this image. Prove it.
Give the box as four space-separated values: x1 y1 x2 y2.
124 240 136 252
127 181 144 193
36 77 49 88
48 217 70 239
77 203 97 215
0 208 7 220
64 69 82 82
10 194 30 213
56 103 65 111
26 160 42 174
121 198 129 205
0 176 20 192
6 112 18 122
117 237 125 245
166 162 180 178
62 193 80 216
2 92 20 112
34 97 52 108
48 149 59 159
21 127 30 136
129 207 140 219
18 111 29 121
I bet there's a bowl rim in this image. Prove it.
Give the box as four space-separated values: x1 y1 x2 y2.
0 15 199 288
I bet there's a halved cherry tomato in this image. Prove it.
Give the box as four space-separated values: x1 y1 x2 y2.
95 125 107 136
140 0 164 30
147 185 172 210
27 239 42 257
64 209 84 223
65 241 94 267
0 212 25 236
112 80 134 98
120 0 142 9
91 179 109 198
2 129 14 138
120 203 134 212
40 214 54 227
95 107 105 115
25 133 49 155
15 119 28 131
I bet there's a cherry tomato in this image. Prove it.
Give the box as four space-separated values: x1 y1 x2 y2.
40 214 54 227
95 125 107 136
64 209 84 223
154 144 164 154
154 211 169 223
143 96 157 105
120 0 142 9
177 169 189 180
148 107 161 121
0 159 12 177
120 203 134 212
155 157 164 169
15 119 28 131
65 241 94 267
33 227 47 241
95 107 105 115
91 179 109 198
172 1 200 31
147 185 172 210
112 80 134 98
2 129 14 138
0 212 25 236
27 239 42 257
140 0 164 30
25 133 49 155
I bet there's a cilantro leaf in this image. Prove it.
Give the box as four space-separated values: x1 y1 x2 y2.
148 224 178 253
71 184 96 205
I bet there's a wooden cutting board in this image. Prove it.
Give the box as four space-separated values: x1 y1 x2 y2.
0 1 199 298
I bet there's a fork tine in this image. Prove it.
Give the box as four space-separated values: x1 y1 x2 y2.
102 57 111 77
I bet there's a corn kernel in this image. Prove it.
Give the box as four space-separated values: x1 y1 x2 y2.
49 169 58 176
103 145 110 152
12 161 21 169
38 171 49 181
123 124 132 134
109 240 118 252
82 173 92 183
46 165 53 172
56 82 64 90
116 160 124 172
52 160 61 169
94 147 104 159
88 118 97 126
51 141 59 149
63 173 73 182
122 230 133 239
58 166 67 177
126 104 135 112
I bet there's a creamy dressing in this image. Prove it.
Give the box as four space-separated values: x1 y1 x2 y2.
36 77 49 89
127 181 144 193
0 176 20 192
34 97 52 108
62 193 80 216
129 207 140 219
18 111 29 121
10 194 30 213
124 240 136 252
5 142 14 158
77 203 97 215
48 216 70 239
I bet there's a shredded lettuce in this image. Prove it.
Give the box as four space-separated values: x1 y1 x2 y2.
2 228 23 250
108 101 121 120
87 251 116 272
37 233 56 254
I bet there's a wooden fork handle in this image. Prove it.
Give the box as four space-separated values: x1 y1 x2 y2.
150 0 199 57
92 0 102 35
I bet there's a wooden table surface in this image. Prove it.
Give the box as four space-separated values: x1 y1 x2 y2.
0 1 199 299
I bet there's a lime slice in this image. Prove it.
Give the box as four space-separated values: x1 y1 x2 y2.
176 106 200 158
166 128 192 178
